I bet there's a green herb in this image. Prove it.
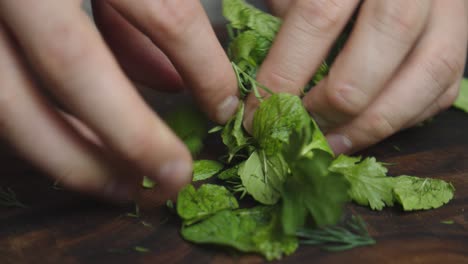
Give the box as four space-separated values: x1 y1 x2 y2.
181 206 298 261
238 150 288 205
192 160 224 181
393 176 455 211
134 246 150 253
177 184 239 225
0 187 27 208
329 155 395 210
453 78 468 112
126 203 140 218
141 221 154 228
141 177 156 189
165 105 208 156
217 164 241 180
441 220 454 224
393 145 402 152
221 101 253 162
297 215 375 251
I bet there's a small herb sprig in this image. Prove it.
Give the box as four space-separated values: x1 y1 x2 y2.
297 215 375 251
0 187 27 208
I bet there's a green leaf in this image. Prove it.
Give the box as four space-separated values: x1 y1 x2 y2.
164 105 208 156
141 177 156 189
181 206 298 261
329 155 395 210
218 164 241 180
239 151 288 205
393 176 455 211
453 78 468 113
222 101 252 162
192 160 224 182
281 127 349 233
253 93 310 156
176 184 239 225
223 0 281 42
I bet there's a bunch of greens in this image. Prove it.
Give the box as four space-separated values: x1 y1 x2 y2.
166 0 456 260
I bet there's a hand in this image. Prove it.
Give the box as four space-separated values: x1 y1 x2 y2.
245 0 468 154
0 1 238 200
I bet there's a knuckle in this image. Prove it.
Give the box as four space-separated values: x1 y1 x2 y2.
420 45 464 95
261 69 297 91
294 0 345 34
41 23 96 72
364 111 398 141
119 122 155 166
325 82 369 117
146 0 198 40
371 1 422 43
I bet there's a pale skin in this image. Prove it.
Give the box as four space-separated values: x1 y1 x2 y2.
0 0 466 201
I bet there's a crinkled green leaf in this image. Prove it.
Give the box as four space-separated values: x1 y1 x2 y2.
223 0 281 41
177 184 238 225
329 155 395 210
253 94 310 156
453 78 468 113
192 160 224 182
393 176 455 211
239 150 288 205
181 206 298 261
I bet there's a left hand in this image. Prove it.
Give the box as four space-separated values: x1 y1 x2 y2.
245 0 468 154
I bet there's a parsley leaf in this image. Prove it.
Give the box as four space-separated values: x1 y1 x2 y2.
393 176 455 211
192 160 224 182
141 177 156 189
177 184 238 226
453 78 468 113
329 155 395 210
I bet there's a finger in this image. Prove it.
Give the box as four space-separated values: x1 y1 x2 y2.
106 0 239 124
91 0 184 93
324 0 467 154
266 0 294 17
244 0 359 129
0 1 192 194
405 81 461 128
304 0 431 129
0 25 138 200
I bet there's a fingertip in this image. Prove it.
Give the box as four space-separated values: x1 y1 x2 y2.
215 95 239 124
326 133 353 155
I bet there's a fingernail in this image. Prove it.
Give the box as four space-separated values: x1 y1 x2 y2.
216 96 239 124
156 160 192 189
104 180 134 202
326 134 352 155
243 109 254 134
310 113 330 132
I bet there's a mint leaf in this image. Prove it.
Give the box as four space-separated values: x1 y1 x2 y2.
329 155 395 210
253 93 310 156
192 160 224 182
165 105 208 156
393 176 455 211
453 78 468 113
222 101 252 162
239 150 288 205
177 184 238 225
181 206 298 261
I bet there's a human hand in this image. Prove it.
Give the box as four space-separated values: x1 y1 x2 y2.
0 1 238 200
245 0 468 154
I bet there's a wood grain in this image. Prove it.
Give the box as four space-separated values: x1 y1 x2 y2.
0 105 467 264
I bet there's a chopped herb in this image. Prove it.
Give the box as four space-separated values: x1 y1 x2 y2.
297 215 375 251
141 177 156 189
0 187 27 208
126 203 140 218
441 220 454 225
134 246 150 253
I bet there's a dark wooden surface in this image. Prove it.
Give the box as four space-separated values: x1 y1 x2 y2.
1 100 468 264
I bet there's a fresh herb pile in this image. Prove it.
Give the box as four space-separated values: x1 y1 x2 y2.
163 0 456 260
